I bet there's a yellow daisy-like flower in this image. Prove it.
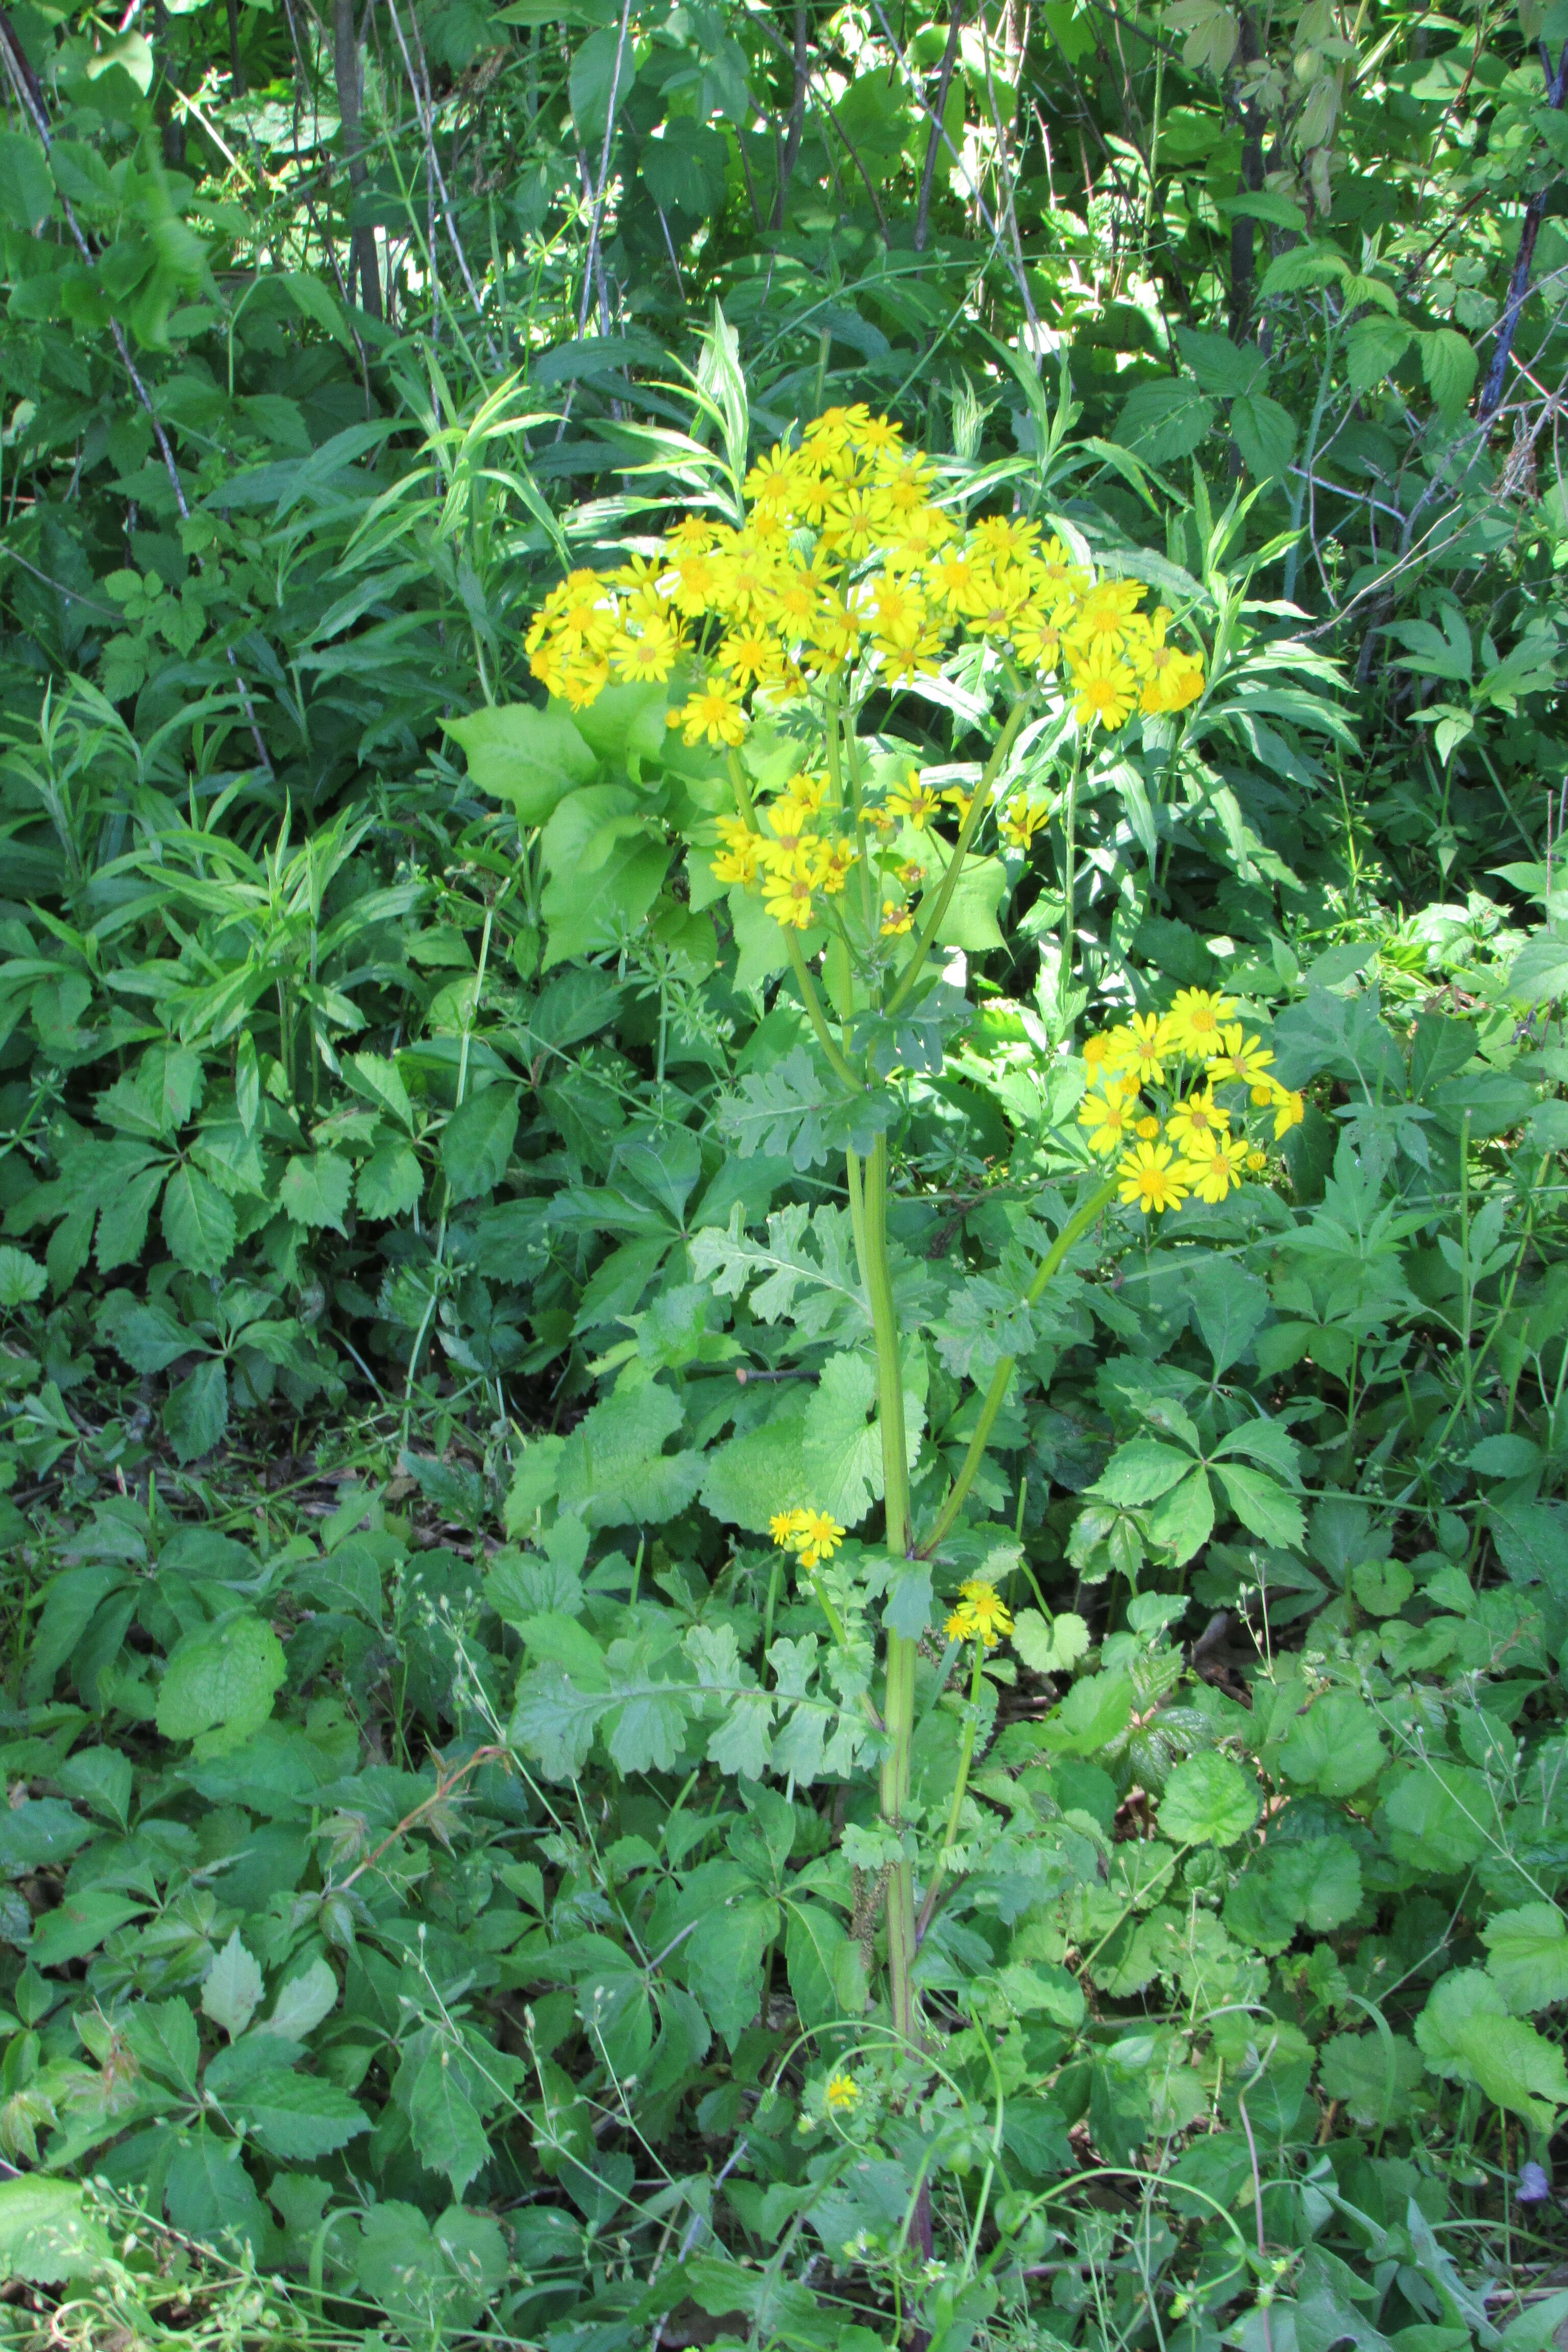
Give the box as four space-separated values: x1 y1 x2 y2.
1135 1115 1161 1142
955 1578 1013 1647
1012 608 1065 672
1164 988 1238 1058
927 548 978 611
1070 576 1146 660
815 840 860 895
558 658 609 710
1181 1132 1251 1205
673 683 748 748
859 414 903 457
1078 1079 1137 1157
1205 1025 1275 1087
666 550 723 616
796 1508 845 1570
770 1509 807 1548
717 627 783 689
1071 653 1138 732
998 799 1050 851
973 514 1039 564
880 900 915 936
1033 537 1090 602
1141 644 1206 716
886 776 942 829
825 2070 861 2113
712 837 762 887
1247 1147 1268 1171
1270 1085 1306 1138
745 444 799 510
945 1603 977 1642
1108 1011 1167 1087
1117 1140 1188 1215
529 641 568 696
763 858 819 932
1166 1089 1230 1153
761 796 818 859
1082 1032 1114 1071
611 618 681 683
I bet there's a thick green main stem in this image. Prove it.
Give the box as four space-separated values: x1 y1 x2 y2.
861 1133 921 2046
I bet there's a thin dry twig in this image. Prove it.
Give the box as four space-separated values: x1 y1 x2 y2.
382 0 493 342
577 0 634 337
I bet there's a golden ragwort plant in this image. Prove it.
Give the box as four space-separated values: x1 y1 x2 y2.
519 404 1310 2125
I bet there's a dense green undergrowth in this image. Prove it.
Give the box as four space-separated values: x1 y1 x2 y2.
2 0 1568 2341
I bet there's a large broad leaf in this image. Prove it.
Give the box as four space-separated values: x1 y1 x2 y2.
1115 379 1216 462
156 1612 287 1744
279 1149 353 1233
440 1085 520 1203
164 1358 229 1464
555 1371 702 1528
1091 1438 1194 1507
408 2044 489 2196
444 702 595 827
1380 1762 1489 1874
1317 2030 1425 2128
933 853 1008 951
161 1164 237 1276
1158 1751 1257 1847
685 1895 778 2046
1039 1669 1133 1757
1416 1969 1568 2127
1278 1690 1385 1797
699 1394 811 1533
1212 1461 1305 1550
0 131 54 235
570 21 636 149
1230 391 1296 484
540 786 670 969
357 1143 424 1220
231 2069 371 2160
642 118 728 220
201 1929 265 2039
0 2179 110 2283
1482 1904 1568 2014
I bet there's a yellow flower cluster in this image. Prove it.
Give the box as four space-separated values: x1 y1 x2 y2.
943 1578 1014 1648
523 405 1205 735
1077 990 1306 1214
825 2070 861 2113
522 409 1207 949
769 1506 846 1571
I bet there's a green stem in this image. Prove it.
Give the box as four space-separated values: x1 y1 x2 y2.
1058 731 1083 981
864 1136 910 1553
916 1637 986 1943
860 1128 920 2046
785 927 862 1088
403 888 505 1437
886 693 1030 1016
920 1175 1118 1557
